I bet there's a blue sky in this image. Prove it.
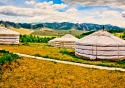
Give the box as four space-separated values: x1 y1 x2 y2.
0 0 125 27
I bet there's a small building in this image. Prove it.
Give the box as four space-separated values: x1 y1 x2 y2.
48 38 60 46
75 30 125 61
48 34 79 48
0 27 20 44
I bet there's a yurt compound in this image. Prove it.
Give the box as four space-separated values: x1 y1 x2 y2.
0 27 20 44
48 34 78 48
75 30 125 61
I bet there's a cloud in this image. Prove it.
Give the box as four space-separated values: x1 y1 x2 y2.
0 0 27 6
34 1 67 10
73 8 125 27
0 1 67 17
66 8 78 13
98 10 121 18
0 1 75 23
25 0 35 5
96 10 125 27
64 0 125 8
0 6 35 17
0 1 125 27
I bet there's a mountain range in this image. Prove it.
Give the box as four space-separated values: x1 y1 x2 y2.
0 21 124 31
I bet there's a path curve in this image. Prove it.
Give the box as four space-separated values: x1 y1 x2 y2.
15 53 125 72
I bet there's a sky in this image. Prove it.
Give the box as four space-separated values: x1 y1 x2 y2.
0 0 125 27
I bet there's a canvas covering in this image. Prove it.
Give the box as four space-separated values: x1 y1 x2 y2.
48 34 79 48
0 27 20 44
75 30 125 60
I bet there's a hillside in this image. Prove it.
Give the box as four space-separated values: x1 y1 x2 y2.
0 21 124 31
31 29 85 36
10 27 34 35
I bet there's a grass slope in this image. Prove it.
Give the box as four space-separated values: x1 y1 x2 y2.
31 29 85 36
10 27 34 35
0 57 125 88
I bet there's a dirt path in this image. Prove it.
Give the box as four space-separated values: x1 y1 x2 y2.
15 53 125 72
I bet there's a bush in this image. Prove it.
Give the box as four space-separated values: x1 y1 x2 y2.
116 61 125 64
43 55 49 58
10 53 20 59
0 50 20 65
20 34 55 43
0 50 9 53
0 57 6 65
60 50 70 55
34 54 42 57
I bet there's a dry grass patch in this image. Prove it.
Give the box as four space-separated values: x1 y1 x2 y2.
10 27 34 35
0 43 125 68
0 57 125 88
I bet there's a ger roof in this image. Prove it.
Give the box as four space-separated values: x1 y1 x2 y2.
57 34 78 41
0 27 20 35
76 30 125 46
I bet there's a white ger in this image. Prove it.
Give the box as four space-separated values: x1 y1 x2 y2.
75 30 125 61
0 27 20 44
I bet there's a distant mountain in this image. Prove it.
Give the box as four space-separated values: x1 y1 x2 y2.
0 21 124 31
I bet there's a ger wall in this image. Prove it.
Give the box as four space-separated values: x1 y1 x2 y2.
0 35 20 44
75 43 125 60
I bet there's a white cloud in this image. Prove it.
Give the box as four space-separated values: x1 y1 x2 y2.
0 1 67 17
0 6 34 17
0 1 125 27
73 8 125 27
34 1 67 10
66 8 78 13
98 10 121 18
25 0 35 5
0 1 75 23
64 0 125 7
0 0 29 6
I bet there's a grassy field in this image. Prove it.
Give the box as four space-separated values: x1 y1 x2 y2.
0 43 125 68
31 29 85 37
0 57 125 88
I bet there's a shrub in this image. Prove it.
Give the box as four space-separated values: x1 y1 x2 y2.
0 57 6 65
0 50 20 65
116 61 125 64
10 53 20 59
0 50 9 53
34 54 42 57
20 34 55 43
43 55 49 58
72 56 78 59
60 49 70 55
